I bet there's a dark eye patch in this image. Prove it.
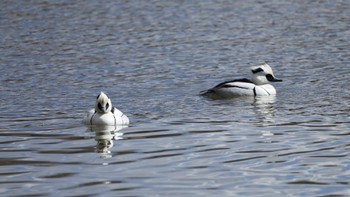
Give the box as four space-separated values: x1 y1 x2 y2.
106 103 109 110
266 74 274 81
252 67 264 74
98 103 103 111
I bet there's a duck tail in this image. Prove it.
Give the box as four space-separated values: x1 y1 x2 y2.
199 89 214 97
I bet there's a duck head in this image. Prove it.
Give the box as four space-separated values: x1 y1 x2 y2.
250 63 282 85
95 92 113 114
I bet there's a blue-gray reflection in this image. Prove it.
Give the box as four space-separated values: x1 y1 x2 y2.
86 125 127 158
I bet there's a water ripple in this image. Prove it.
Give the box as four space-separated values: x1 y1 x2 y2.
1 0 350 196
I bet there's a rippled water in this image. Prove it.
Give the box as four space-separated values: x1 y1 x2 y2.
1 0 350 196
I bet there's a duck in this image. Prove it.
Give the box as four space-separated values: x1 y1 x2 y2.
83 92 129 126
200 63 282 99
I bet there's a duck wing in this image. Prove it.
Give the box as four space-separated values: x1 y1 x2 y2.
111 107 129 125
214 78 254 88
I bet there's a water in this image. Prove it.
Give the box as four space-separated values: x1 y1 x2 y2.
1 0 350 196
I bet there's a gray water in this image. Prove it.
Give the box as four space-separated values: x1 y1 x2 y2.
1 0 350 196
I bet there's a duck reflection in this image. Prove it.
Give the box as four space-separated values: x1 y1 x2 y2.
86 125 127 157
253 95 277 125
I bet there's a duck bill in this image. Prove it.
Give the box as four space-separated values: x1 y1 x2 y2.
271 78 283 82
266 74 283 82
101 107 107 112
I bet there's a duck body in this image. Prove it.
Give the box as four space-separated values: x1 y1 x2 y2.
83 92 129 126
202 78 277 99
201 63 282 99
83 107 129 126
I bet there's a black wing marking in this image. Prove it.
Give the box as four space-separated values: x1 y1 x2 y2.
112 108 116 126
200 78 254 96
214 78 253 88
90 110 97 125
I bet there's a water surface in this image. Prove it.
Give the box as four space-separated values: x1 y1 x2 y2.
1 0 350 196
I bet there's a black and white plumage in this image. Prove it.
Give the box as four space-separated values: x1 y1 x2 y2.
83 92 129 126
201 63 282 99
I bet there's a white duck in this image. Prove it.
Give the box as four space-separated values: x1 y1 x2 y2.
201 63 282 99
83 92 129 126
